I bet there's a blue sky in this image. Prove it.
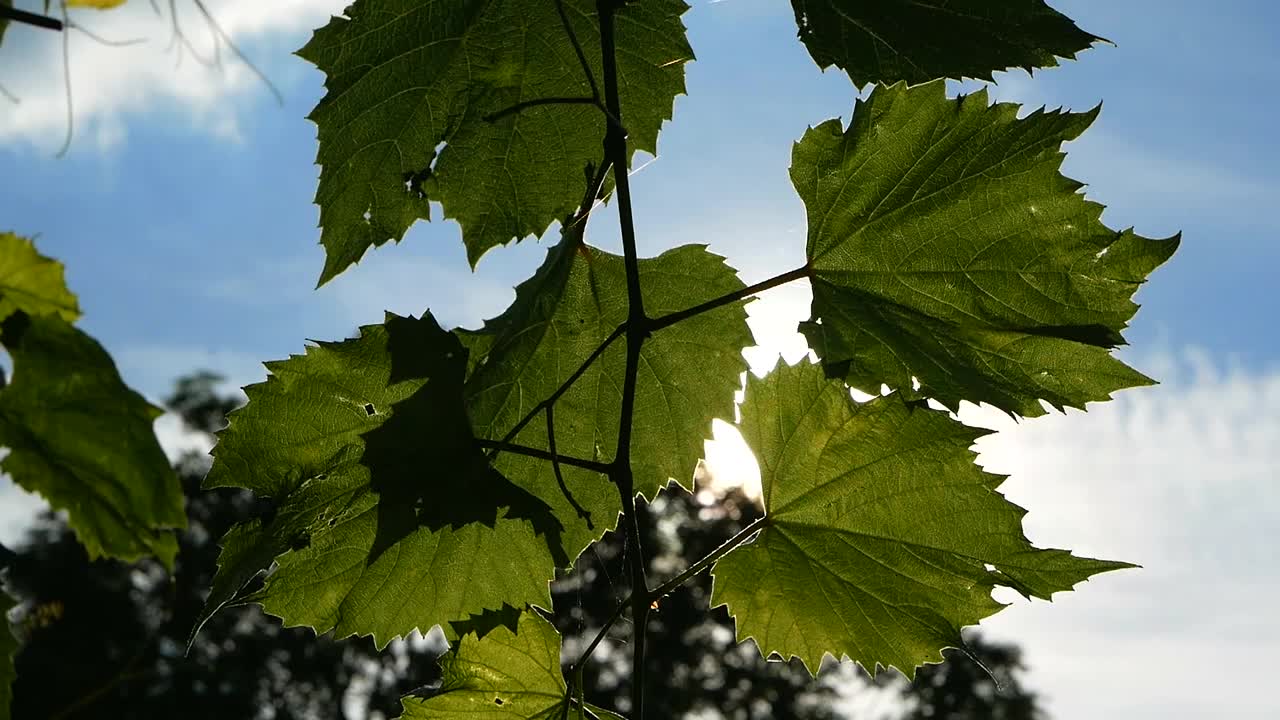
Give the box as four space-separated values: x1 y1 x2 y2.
1 1 1277 718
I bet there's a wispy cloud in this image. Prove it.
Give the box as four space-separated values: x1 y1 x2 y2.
967 352 1278 719
0 0 346 151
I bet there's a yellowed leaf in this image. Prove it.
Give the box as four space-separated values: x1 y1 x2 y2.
66 0 128 9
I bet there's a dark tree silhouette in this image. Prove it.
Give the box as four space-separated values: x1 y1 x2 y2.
902 639 1042 720
3 373 1046 719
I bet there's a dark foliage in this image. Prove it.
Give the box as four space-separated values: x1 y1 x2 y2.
903 640 1041 720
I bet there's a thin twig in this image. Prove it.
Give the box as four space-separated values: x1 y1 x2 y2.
193 0 283 104
547 406 595 528
488 323 626 459
55 2 73 158
648 264 811 332
575 590 633 668
66 20 147 47
0 5 64 31
555 0 600 101
483 96 599 123
475 439 612 475
646 515 769 603
566 154 614 232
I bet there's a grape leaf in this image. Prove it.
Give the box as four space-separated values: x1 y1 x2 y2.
402 611 619 720
0 312 184 568
1 592 14 720
66 0 128 8
464 235 750 560
0 232 80 322
795 81 1178 417
711 360 1129 675
0 2 11 49
196 312 559 648
790 0 1100 86
299 0 692 282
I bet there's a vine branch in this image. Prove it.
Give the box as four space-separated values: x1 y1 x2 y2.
483 96 599 123
485 323 625 463
0 5 64 32
547 405 595 529
572 515 770 674
649 264 811 332
475 439 611 475
647 515 769 604
596 1 652 716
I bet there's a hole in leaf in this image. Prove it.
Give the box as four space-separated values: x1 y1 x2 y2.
494 697 504 706
364 403 376 416
402 142 447 200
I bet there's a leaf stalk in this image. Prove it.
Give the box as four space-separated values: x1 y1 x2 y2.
475 439 611 475
649 264 811 332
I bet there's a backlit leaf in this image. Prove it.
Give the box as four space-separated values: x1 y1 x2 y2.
0 232 80 322
791 0 1100 86
401 611 617 719
299 0 692 282
712 360 1128 675
196 312 558 648
795 81 1178 416
0 312 183 568
66 0 127 8
0 1 12 48
464 235 750 561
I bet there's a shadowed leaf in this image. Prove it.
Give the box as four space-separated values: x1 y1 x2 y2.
463 235 751 561
791 0 1101 86
195 312 560 648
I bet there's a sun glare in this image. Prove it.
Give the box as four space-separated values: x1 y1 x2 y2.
700 419 763 502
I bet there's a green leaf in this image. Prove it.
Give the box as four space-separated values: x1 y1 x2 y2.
0 1 12 49
401 611 616 719
1 592 15 720
795 81 1178 417
196 312 559 648
465 236 750 559
0 232 80 322
299 0 692 282
791 0 1100 86
0 312 183 567
711 360 1129 676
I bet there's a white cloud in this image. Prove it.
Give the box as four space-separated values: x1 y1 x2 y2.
0 0 347 151
966 356 1279 720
